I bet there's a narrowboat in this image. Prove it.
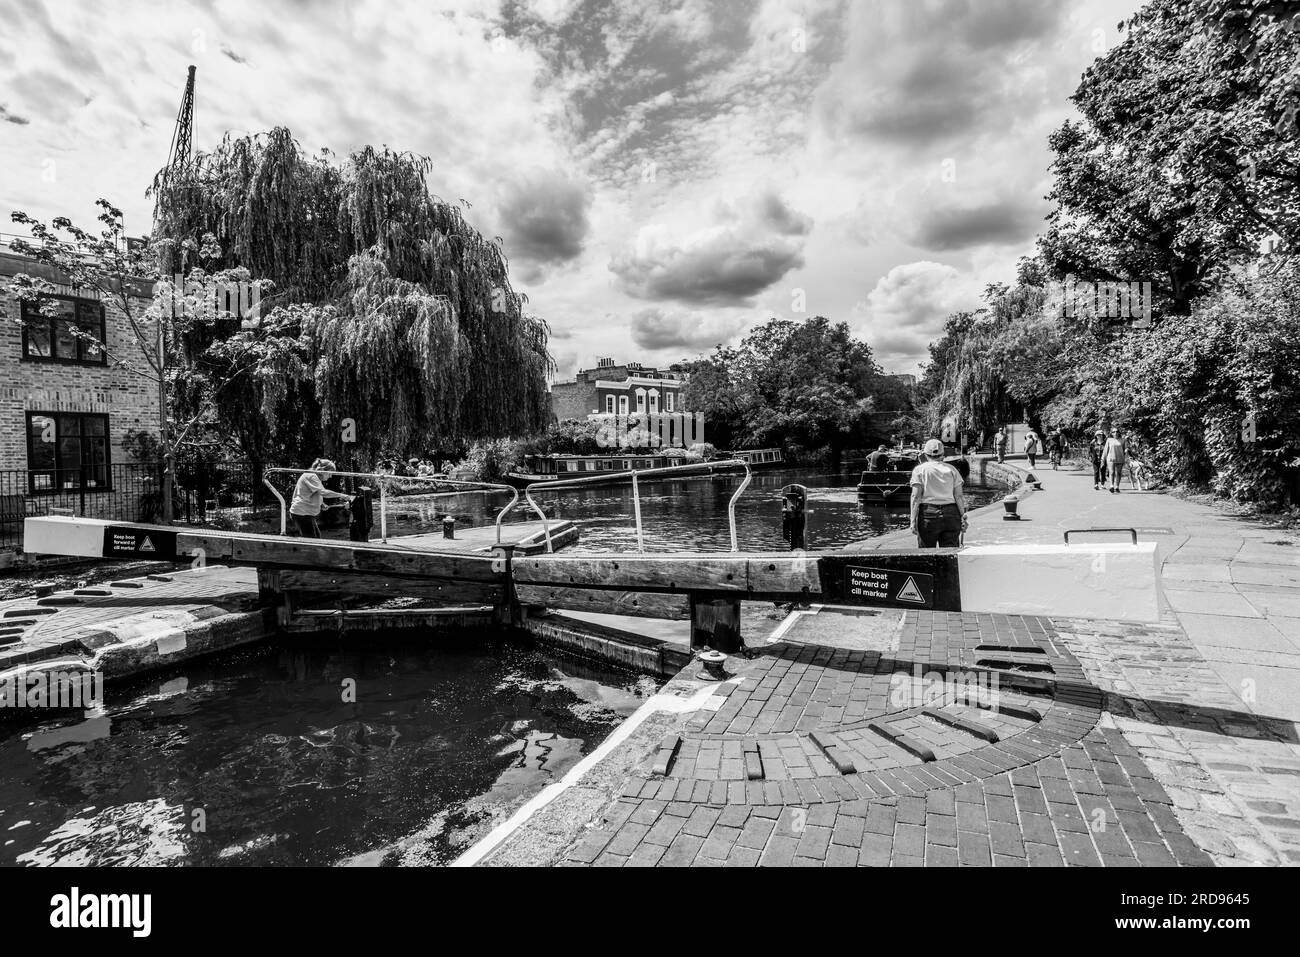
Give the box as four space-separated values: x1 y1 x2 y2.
730 448 785 469
856 453 970 504
505 452 687 486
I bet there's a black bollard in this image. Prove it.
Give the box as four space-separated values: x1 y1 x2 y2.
442 514 456 539
781 484 807 551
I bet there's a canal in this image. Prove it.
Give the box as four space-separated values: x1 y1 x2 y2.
380 465 1005 552
0 465 1003 866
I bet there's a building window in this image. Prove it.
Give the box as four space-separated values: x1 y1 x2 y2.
618 395 629 414
648 389 659 413
21 296 108 366
665 392 674 412
605 395 615 413
635 389 646 412
26 413 112 493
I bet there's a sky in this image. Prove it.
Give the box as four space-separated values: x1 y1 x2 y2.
0 0 1142 380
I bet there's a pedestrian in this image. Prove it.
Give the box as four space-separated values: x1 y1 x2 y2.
1088 429 1107 489
289 457 352 538
993 427 1007 464
868 444 891 471
1103 427 1128 494
909 438 967 549
1024 429 1040 469
1048 429 1062 470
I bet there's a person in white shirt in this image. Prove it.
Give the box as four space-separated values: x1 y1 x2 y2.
909 438 967 548
289 457 351 538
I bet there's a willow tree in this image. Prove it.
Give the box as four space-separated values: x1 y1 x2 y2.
151 128 552 466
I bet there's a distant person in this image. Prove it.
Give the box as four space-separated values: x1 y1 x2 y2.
289 458 351 538
868 445 891 471
909 438 967 549
1023 429 1040 469
1103 428 1128 493
1088 429 1108 489
1048 430 1063 470
993 428 1007 464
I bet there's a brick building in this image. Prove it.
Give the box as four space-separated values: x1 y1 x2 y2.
0 246 161 493
549 357 688 421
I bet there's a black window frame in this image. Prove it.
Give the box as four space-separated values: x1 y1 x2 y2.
25 412 113 494
19 294 108 366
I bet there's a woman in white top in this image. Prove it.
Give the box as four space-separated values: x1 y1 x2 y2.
289 457 351 537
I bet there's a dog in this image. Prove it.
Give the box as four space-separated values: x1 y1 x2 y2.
1127 458 1148 491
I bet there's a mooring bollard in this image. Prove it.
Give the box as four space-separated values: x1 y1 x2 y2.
781 483 807 551
442 515 456 539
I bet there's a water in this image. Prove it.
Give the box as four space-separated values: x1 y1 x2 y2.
375 465 1003 552
0 632 657 867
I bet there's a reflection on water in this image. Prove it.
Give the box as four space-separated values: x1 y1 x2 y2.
0 632 657 867
379 466 1002 552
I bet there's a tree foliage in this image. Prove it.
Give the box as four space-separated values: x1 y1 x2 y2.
151 128 552 466
684 316 904 462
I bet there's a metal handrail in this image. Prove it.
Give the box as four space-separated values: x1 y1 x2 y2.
523 458 752 554
262 468 521 544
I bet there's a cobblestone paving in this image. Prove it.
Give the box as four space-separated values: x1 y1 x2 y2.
1056 614 1300 866
561 608 1214 867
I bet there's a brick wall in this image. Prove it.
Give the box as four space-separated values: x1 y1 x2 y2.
0 252 161 473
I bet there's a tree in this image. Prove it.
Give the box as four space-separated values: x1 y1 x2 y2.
686 317 889 464
2 201 255 521
151 128 553 467
1040 0 1300 313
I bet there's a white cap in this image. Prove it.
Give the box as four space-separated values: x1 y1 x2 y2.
923 438 944 456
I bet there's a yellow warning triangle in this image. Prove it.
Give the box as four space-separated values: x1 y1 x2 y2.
139 536 155 552
896 575 925 603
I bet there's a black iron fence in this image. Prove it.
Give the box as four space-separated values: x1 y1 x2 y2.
0 460 275 552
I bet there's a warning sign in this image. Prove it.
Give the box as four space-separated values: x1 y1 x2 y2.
103 526 178 561
846 565 934 608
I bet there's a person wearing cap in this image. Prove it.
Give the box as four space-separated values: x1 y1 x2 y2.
1023 428 1040 469
289 457 352 538
909 438 967 548
1087 428 1108 490
993 427 1007 464
868 444 891 471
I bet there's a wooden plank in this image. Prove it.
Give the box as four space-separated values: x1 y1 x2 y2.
514 585 690 620
514 552 824 599
174 531 503 582
275 570 505 604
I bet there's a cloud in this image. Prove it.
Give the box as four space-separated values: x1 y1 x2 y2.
857 261 980 370
815 0 1071 149
220 45 247 64
497 169 592 279
905 195 1047 251
629 306 747 351
0 104 29 125
610 188 811 306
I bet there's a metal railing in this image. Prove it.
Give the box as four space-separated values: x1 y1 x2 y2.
262 468 521 544
523 458 752 553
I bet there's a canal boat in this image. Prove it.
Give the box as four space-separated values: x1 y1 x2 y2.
506 452 688 486
729 448 785 469
856 453 970 504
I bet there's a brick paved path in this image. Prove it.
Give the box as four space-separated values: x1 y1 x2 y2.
558 608 1214 867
